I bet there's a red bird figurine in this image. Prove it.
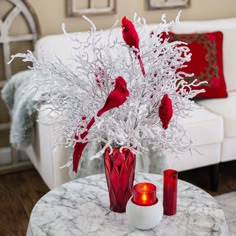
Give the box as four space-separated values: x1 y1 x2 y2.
158 94 173 130
122 16 145 76
97 76 129 116
73 76 129 172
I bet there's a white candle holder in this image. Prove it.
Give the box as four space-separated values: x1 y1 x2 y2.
126 198 163 230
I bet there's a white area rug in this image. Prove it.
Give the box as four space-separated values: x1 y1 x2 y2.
215 191 236 236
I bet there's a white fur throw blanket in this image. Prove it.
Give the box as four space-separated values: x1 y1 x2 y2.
1 70 43 149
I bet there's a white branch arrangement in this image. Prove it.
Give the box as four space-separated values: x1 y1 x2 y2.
10 13 205 172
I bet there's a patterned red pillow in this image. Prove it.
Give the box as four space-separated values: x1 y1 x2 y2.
165 31 228 99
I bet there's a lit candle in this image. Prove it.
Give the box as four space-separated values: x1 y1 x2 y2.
126 182 163 230
163 169 178 215
132 182 157 206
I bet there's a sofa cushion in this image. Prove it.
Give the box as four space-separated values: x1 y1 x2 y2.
221 138 236 162
165 143 221 172
171 18 236 92
35 27 124 66
197 91 236 163
165 31 227 98
197 91 236 138
178 104 224 146
222 29 236 92
163 104 223 171
171 18 236 34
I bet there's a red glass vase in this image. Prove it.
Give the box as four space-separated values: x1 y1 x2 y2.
104 147 136 213
163 169 178 215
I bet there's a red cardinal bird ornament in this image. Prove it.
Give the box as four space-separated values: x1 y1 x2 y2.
73 76 129 172
122 16 139 49
122 16 145 76
159 94 173 130
97 76 129 116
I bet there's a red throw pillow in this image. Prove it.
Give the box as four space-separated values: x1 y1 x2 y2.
164 31 228 99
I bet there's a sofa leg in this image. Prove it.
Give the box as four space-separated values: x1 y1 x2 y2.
210 164 220 191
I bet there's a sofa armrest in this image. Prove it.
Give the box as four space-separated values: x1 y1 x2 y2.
25 104 71 189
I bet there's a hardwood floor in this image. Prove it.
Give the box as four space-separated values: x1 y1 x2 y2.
0 160 236 236
179 161 236 196
0 169 49 236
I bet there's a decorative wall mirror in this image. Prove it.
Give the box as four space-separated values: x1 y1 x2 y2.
67 0 116 16
148 0 190 10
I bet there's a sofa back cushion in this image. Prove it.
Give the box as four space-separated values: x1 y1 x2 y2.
35 34 76 66
34 27 125 66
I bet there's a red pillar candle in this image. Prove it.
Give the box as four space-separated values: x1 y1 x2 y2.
132 182 158 206
163 169 178 215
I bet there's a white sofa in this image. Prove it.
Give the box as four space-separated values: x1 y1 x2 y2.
25 17 236 190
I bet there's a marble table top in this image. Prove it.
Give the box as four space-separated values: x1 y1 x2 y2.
27 173 229 236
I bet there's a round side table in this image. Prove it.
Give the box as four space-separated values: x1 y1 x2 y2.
27 173 229 236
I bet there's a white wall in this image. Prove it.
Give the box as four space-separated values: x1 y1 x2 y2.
27 0 236 36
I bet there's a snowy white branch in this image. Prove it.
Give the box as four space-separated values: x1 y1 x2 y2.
11 14 205 160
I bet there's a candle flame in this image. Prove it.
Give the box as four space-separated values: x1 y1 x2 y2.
142 193 147 202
